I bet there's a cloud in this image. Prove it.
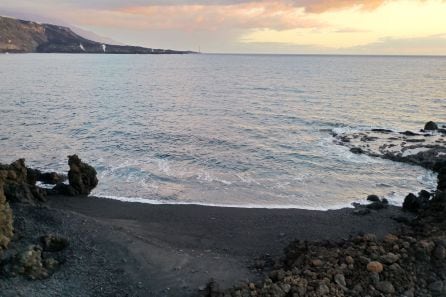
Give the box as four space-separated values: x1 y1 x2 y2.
3 0 391 12
2 0 431 33
114 2 323 31
58 0 438 33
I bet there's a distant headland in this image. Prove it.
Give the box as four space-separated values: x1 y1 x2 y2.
0 16 195 54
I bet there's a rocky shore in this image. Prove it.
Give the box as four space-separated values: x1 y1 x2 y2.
0 122 445 297
210 122 446 297
0 155 97 282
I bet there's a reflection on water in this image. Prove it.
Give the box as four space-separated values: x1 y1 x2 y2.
0 54 444 209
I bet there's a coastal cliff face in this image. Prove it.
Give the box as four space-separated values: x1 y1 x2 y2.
0 16 192 54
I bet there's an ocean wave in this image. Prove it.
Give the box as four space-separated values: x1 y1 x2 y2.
317 136 385 164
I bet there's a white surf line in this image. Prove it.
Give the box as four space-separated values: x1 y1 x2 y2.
92 194 358 211
402 147 431 157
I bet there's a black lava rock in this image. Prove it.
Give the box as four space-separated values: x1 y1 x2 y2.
350 147 364 154
403 191 431 212
424 121 438 131
367 195 380 202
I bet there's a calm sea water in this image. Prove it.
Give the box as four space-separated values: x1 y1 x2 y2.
0 54 444 209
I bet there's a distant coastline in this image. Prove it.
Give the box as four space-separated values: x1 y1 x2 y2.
0 16 196 54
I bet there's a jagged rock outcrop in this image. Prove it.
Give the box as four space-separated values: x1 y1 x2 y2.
0 16 194 54
0 159 46 203
402 190 432 212
0 155 92 282
0 174 14 258
0 155 97 200
333 122 446 170
53 155 98 196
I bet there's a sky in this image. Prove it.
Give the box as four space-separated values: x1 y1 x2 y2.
1 0 446 55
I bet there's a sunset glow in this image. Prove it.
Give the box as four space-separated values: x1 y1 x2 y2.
2 0 446 54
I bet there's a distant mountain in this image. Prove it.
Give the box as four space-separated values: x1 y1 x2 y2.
0 16 194 54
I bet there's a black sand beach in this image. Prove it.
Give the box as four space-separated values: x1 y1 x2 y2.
2 195 408 297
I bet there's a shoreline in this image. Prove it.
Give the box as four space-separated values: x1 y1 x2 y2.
85 194 369 211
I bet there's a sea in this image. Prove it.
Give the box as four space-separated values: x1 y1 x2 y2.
0 54 444 209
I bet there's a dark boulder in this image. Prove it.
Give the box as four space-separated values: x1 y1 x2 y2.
403 190 431 212
350 147 364 154
40 235 69 252
402 193 418 211
52 155 98 196
367 195 380 202
424 121 438 131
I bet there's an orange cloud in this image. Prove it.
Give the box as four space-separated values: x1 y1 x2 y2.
70 0 409 33
61 0 427 32
298 0 386 12
80 2 325 31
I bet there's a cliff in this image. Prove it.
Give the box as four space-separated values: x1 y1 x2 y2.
0 16 193 54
